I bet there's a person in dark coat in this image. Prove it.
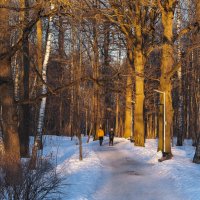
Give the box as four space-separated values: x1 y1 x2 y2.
109 128 115 146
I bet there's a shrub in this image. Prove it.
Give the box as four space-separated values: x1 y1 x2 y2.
0 158 64 200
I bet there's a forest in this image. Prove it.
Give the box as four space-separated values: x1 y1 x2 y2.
0 0 200 199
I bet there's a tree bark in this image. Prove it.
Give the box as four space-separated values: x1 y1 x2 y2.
193 0 200 163
176 1 183 146
159 0 175 155
124 74 132 138
115 93 119 137
133 35 145 146
0 0 20 170
58 16 65 135
36 10 53 148
19 0 30 157
92 18 101 140
132 2 145 146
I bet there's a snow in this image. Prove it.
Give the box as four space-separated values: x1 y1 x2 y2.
37 136 200 200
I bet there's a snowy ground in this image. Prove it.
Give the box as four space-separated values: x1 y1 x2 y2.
40 136 200 200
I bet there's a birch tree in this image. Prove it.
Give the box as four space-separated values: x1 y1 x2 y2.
36 23 52 143
33 3 54 158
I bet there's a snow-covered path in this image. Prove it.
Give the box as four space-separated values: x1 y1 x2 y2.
92 139 183 200
42 136 200 200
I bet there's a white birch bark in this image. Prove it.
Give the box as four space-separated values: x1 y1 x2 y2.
13 0 25 101
36 6 54 146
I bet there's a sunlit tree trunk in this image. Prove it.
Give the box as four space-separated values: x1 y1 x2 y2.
160 48 173 156
104 1 145 144
30 12 51 168
124 38 134 139
0 0 20 170
124 73 132 138
133 19 145 146
158 0 175 155
124 13 145 145
37 19 43 81
35 9 53 149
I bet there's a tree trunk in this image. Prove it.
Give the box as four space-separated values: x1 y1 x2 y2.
133 15 145 146
159 2 175 155
124 74 132 138
158 105 164 151
78 22 83 161
58 16 65 135
0 0 20 172
134 47 145 146
193 0 200 163
1 83 21 183
146 114 157 139
92 19 100 140
30 9 53 168
36 11 53 148
115 93 119 137
176 1 183 146
0 105 4 155
19 0 30 157
160 49 173 155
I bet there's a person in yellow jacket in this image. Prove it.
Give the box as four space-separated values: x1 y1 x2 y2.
97 125 104 146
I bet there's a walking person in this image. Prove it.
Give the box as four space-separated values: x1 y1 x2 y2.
109 128 115 146
97 125 104 146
